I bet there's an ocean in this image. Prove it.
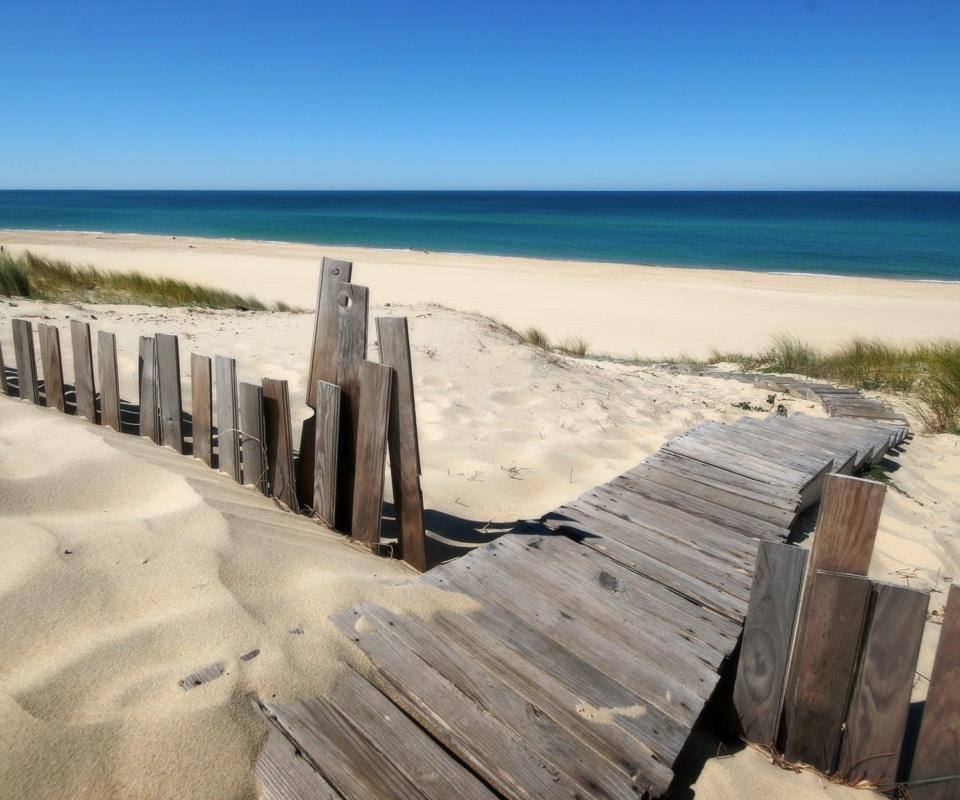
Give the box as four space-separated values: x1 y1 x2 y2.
1 190 958 282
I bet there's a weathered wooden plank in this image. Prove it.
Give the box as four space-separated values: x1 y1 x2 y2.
313 380 340 527
351 361 392 547
178 662 224 691
97 330 121 431
263 377 298 511
910 584 960 800
37 323 65 412
155 333 184 452
782 571 872 772
70 319 97 423
733 542 807 746
0 338 8 395
839 582 928 786
377 317 427 571
215 355 241 481
12 319 39 404
190 353 213 465
335 282 369 532
138 337 159 442
239 381 266 493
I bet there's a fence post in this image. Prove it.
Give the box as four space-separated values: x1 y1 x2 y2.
0 339 8 395
351 361 392 547
191 353 213 466
38 323 65 412
215 355 241 481
70 320 97 423
263 378 298 511
13 319 39 404
139 337 159 442
335 283 369 531
156 333 183 452
97 330 121 431
313 380 341 527
239 381 266 494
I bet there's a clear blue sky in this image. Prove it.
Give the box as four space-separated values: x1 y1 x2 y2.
2 0 957 190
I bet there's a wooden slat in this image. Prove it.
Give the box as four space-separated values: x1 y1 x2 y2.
839 582 928 786
263 377 298 511
138 337 159 442
156 333 184 452
215 355 241 481
377 316 427 570
37 323 65 412
97 330 121 431
351 361 392 547
70 319 97 423
0 339 8 395
190 353 213 465
313 380 340 527
733 542 807 745
253 705 341 800
335 282 369 532
239 381 266 493
910 584 960 800
12 319 39 404
782 571 872 772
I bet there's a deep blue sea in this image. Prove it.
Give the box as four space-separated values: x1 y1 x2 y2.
1 190 958 282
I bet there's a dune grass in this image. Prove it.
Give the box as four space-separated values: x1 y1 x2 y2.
0 250 292 311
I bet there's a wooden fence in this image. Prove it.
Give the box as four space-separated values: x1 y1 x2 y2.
0 258 428 571
733 473 959 799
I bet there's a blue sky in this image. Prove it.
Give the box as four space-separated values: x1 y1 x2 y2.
2 0 957 190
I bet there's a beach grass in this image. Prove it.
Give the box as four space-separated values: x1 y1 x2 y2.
0 250 290 311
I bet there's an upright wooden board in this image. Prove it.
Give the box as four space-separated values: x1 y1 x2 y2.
313 380 340 527
215 355 241 481
377 316 427 571
351 361 392 547
139 337 159 442
783 571 872 772
155 333 184 452
335 283 369 531
839 582 928 786
910 584 960 800
97 330 121 431
0 339 7 395
12 319 39 404
190 353 213 465
263 377 298 511
239 381 266 493
733 542 808 745
70 319 97 423
37 323 65 412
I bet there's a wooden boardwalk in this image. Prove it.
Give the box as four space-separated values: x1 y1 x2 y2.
255 411 906 800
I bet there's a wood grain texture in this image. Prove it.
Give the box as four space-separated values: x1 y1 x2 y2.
190 353 213 465
0 339 7 395
138 337 159 442
155 333 184 452
733 542 808 746
215 355 240 481
910 584 960 800
263 377 298 511
313 380 340 527
239 381 266 493
334 282 368 531
351 361 392 546
70 319 97 423
97 330 121 431
783 571 872 772
377 317 427 571
839 582 928 786
12 319 39 404
38 323 65 412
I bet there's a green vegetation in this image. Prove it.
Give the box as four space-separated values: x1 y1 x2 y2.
0 250 292 311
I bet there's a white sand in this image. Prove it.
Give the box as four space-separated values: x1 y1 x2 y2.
1 231 959 798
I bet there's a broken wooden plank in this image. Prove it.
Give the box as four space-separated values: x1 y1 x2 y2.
215 355 241 481
263 377 298 511
351 361 392 547
12 319 39 404
313 380 340 527
138 337 159 443
97 330 121 431
190 353 213 466
70 319 97 423
37 323 65 412
155 333 184 453
239 381 266 493
178 662 224 691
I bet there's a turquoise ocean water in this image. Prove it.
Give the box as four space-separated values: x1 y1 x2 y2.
1 191 958 282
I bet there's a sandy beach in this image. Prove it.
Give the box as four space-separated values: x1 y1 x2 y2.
2 231 959 798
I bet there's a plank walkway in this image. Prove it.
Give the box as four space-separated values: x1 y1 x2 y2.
255 411 906 800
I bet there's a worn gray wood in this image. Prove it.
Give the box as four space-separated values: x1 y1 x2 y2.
215 355 240 481
377 317 427 571
313 380 340 527
138 337 159 442
350 361 392 546
263 377 298 511
178 662 225 691
839 582 928 786
0 339 7 395
37 323 65 412
155 333 184 452
97 330 121 431
190 353 213 465
239 381 266 493
733 542 808 746
12 319 39 404
70 320 97 423
253 705 342 800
